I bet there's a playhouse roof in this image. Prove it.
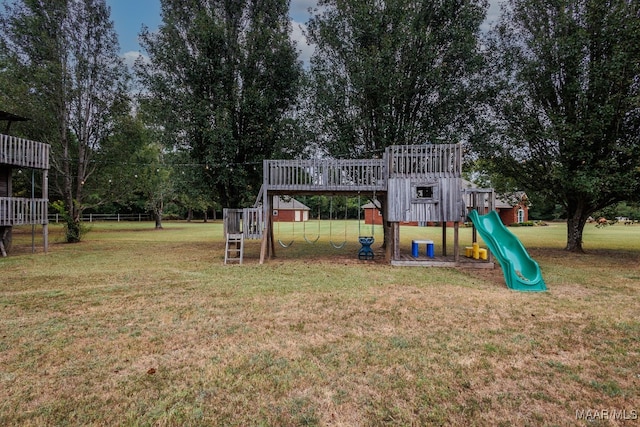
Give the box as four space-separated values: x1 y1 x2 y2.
272 196 309 211
362 200 381 209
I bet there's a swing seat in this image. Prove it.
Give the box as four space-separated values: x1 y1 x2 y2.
358 236 375 260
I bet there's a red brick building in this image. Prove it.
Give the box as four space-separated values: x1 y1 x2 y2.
272 196 310 222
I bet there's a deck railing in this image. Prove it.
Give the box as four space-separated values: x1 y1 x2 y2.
0 133 50 169
223 207 263 240
0 197 49 226
388 144 462 178
264 158 386 192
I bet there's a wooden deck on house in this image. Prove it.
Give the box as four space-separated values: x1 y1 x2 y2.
0 134 50 169
0 197 49 226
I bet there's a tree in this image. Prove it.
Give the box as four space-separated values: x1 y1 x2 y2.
0 0 129 241
479 0 640 252
306 0 488 245
136 0 304 209
306 0 488 157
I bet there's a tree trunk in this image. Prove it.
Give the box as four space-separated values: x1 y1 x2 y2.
565 208 589 252
154 211 163 229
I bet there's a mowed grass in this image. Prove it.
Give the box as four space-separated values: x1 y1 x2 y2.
1 221 639 426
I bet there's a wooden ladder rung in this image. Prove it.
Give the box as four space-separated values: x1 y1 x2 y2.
225 233 244 264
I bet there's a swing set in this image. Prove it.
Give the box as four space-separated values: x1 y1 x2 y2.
272 194 378 255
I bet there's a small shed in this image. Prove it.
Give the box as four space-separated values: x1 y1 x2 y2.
362 200 383 225
272 196 310 222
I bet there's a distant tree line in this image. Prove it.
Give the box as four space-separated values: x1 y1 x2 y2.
1 0 638 251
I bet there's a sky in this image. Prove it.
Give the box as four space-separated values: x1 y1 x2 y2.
106 0 501 68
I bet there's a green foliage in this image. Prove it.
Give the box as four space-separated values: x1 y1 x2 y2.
307 0 488 157
479 0 640 251
0 0 130 225
594 202 640 221
136 0 304 208
51 200 90 243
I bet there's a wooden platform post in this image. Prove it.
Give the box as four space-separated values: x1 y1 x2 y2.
441 222 447 257
453 221 460 262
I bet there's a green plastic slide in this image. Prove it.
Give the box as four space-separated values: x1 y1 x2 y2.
468 210 547 292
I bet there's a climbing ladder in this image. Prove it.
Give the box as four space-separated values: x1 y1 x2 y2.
224 233 244 264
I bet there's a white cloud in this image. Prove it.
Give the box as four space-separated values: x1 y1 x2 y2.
122 50 147 69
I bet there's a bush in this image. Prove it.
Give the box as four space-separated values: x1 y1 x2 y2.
510 221 547 227
51 201 91 243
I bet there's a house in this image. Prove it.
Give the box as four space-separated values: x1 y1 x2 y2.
362 200 419 226
362 200 383 225
495 192 529 225
272 196 310 222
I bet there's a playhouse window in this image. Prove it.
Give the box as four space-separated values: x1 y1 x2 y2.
416 186 433 199
412 182 439 204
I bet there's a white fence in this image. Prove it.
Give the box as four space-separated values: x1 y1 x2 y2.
48 213 153 223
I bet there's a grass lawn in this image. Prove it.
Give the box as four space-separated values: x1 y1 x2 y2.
1 220 639 426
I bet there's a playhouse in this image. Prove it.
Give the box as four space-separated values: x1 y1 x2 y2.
223 143 496 266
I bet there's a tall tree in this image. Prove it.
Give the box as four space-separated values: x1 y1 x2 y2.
306 0 488 158
0 0 129 241
479 0 640 252
137 0 304 209
306 0 487 247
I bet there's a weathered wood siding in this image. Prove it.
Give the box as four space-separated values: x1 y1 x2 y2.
0 134 50 169
387 178 464 222
388 144 462 178
0 197 48 226
223 208 263 240
386 144 464 222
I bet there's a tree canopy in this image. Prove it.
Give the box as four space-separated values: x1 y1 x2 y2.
136 0 304 209
306 0 488 158
0 0 129 241
478 0 640 251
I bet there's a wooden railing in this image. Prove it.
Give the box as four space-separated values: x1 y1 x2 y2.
223 207 263 240
0 197 49 226
264 158 386 192
0 134 50 169
388 144 462 178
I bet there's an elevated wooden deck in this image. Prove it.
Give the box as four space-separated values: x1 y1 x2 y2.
0 134 50 169
263 144 463 195
264 158 385 194
0 197 49 226
387 144 462 178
